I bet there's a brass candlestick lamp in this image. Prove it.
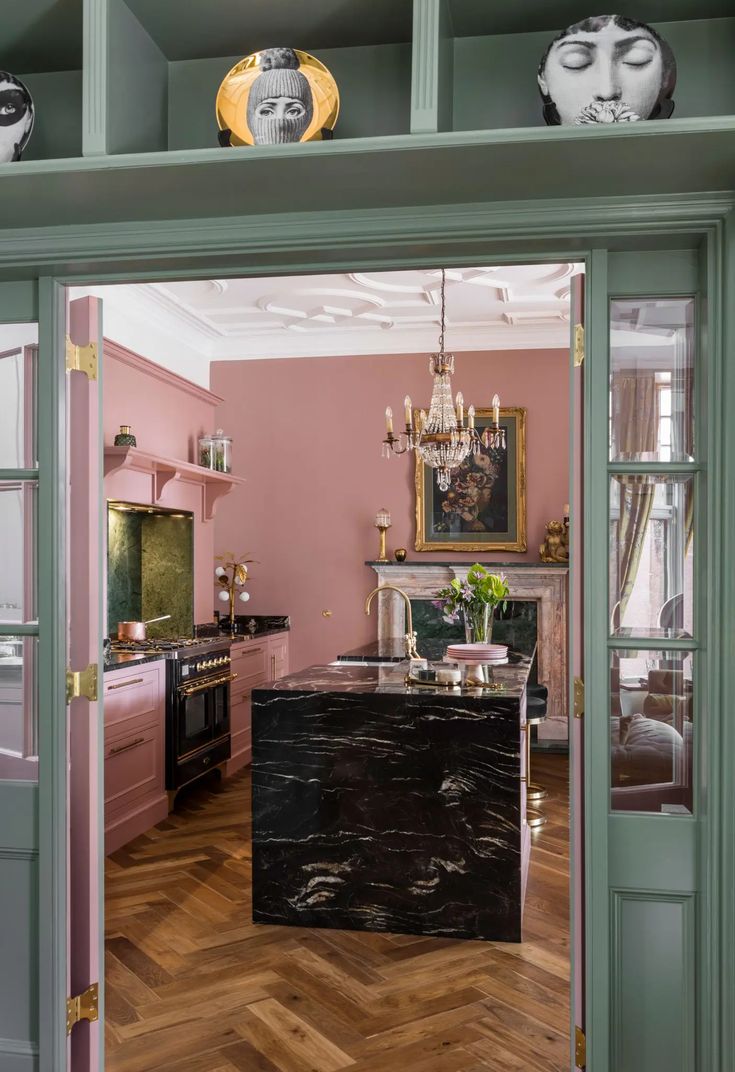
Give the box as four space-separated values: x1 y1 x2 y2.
374 508 391 563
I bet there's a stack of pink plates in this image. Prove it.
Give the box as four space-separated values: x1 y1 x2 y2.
446 643 509 665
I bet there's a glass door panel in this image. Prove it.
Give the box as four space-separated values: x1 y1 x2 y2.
609 475 694 638
0 636 38 765
610 649 694 815
610 298 694 463
0 480 38 626
0 324 38 469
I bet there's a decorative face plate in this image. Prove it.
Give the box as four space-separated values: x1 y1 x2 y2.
216 47 339 146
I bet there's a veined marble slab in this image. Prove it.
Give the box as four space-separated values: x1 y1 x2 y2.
252 659 532 942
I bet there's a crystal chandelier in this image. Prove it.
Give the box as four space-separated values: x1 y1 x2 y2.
381 269 506 491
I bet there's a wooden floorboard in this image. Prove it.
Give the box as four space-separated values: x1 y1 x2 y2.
105 754 569 1071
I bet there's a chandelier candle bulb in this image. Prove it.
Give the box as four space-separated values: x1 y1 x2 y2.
455 392 464 425
492 394 501 426
404 396 413 427
468 405 475 430
385 406 393 435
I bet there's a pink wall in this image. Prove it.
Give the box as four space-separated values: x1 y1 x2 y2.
103 340 222 624
212 348 569 672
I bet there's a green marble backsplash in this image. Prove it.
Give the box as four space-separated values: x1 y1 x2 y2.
107 507 193 638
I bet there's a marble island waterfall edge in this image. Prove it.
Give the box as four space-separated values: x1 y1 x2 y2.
252 660 531 942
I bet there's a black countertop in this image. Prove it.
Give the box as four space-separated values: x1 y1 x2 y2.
260 653 532 700
103 653 166 673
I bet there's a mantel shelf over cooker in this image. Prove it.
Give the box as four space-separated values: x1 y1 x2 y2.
104 446 245 521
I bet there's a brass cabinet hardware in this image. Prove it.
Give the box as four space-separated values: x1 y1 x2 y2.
107 736 146 758
180 672 237 697
67 982 99 1035
322 609 332 617
575 1025 586 1068
573 323 585 367
66 664 98 704
107 676 144 691
65 336 98 380
574 676 585 719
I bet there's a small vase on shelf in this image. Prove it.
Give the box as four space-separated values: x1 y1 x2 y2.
114 425 137 447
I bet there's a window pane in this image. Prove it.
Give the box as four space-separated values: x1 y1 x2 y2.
610 298 694 463
609 475 693 639
0 324 37 469
0 636 38 780
611 650 693 815
0 482 37 625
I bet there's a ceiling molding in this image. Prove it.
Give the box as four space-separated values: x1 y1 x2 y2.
104 337 224 405
94 263 582 369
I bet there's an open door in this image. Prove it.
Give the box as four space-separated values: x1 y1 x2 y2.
66 295 105 1071
569 269 585 1070
583 249 702 1072
0 283 42 1070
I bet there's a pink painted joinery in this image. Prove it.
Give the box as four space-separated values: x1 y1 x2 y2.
67 296 103 1072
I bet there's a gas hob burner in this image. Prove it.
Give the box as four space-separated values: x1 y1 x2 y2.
109 636 229 656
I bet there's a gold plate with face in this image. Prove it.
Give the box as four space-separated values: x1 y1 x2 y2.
216 47 339 147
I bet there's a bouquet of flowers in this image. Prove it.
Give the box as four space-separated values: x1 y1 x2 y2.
433 564 510 643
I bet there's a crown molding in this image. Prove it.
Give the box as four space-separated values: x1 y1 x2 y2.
104 338 223 405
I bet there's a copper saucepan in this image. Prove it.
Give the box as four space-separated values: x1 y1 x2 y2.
116 615 171 642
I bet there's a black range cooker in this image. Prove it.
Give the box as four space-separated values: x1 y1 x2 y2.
109 636 235 792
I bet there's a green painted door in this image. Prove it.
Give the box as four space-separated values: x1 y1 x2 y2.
0 282 104 1072
584 249 705 1071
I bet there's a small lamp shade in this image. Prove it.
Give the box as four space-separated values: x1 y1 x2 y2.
217 589 230 603
215 566 227 578
375 508 392 529
238 590 251 603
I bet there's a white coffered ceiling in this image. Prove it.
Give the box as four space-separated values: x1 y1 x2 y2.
73 263 581 386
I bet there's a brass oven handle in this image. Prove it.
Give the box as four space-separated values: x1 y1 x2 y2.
107 735 146 758
180 672 238 697
107 676 144 691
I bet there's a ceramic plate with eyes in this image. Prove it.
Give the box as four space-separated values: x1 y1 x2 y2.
216 48 340 147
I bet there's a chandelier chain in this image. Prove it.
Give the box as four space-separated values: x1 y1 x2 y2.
438 268 446 354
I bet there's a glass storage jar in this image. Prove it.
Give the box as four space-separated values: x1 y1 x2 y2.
199 429 232 472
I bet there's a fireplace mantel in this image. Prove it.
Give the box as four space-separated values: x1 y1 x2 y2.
368 561 570 742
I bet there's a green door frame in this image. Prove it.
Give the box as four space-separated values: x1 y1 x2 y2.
13 190 732 1072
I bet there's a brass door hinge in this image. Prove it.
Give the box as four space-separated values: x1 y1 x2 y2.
575 1025 586 1068
67 982 99 1035
65 336 98 380
573 323 585 367
573 676 585 719
66 664 98 704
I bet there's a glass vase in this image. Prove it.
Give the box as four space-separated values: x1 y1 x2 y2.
463 604 494 644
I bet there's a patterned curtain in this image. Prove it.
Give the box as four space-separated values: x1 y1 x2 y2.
612 371 659 617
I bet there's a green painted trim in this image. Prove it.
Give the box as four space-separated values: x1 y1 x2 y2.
585 248 611 1071
0 282 38 322
0 470 40 482
36 279 67 1072
2 113 735 180
607 462 702 476
0 625 39 637
83 0 108 156
607 637 699 652
0 192 731 278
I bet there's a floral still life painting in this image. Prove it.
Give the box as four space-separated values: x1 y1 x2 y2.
415 407 526 552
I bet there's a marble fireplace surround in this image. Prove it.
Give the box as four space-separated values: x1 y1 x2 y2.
369 563 569 742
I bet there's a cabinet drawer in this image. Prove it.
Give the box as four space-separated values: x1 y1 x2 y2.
267 634 289 681
104 662 164 733
104 726 162 818
230 691 251 735
230 643 268 691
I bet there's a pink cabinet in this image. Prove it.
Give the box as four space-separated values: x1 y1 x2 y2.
103 660 168 854
225 631 289 777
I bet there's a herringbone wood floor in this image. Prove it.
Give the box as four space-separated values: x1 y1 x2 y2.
105 754 570 1072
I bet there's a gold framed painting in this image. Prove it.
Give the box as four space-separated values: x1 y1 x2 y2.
415 407 527 553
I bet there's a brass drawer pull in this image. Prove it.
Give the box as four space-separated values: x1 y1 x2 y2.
107 676 144 691
107 735 146 758
180 672 237 697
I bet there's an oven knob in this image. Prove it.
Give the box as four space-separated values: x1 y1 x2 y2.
195 661 201 671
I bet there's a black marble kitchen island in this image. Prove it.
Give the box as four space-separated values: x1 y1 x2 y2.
251 657 532 942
